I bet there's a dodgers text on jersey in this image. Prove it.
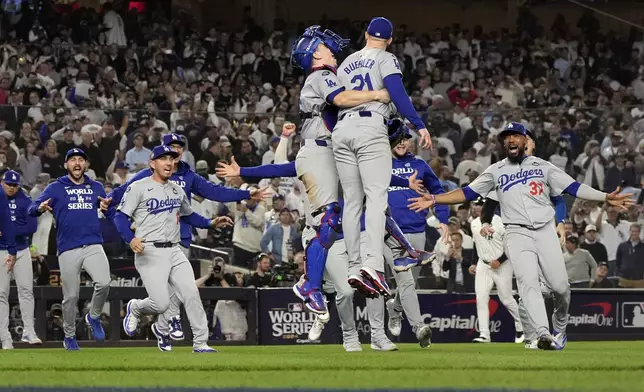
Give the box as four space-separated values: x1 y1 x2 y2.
498 168 544 192
146 197 182 214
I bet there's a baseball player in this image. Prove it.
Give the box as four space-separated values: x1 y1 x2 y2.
0 171 18 350
384 119 447 342
333 17 432 298
0 171 41 348
469 197 524 343
114 145 232 353
408 122 632 350
28 148 114 351
479 129 566 348
106 133 266 343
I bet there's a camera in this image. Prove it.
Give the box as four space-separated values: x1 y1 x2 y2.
270 262 298 287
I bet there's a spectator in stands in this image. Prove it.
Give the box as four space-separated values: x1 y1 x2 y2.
454 148 482 185
563 236 597 288
231 185 266 267
580 225 608 266
41 139 65 179
260 208 298 264
616 224 644 288
17 141 41 187
246 254 272 288
596 205 632 276
213 273 248 341
442 232 474 293
125 133 151 172
591 262 616 288
264 193 285 230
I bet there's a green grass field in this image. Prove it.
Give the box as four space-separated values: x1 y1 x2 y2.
0 342 643 391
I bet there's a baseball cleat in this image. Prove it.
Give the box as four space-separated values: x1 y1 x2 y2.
371 337 398 351
360 266 391 298
515 331 525 344
417 251 436 266
20 332 42 345
123 299 140 337
393 257 418 272
386 299 402 336
63 337 80 351
2 339 13 350
537 334 558 350
151 323 172 352
348 274 379 298
416 325 432 348
193 344 218 353
308 312 329 341
85 313 105 341
292 279 328 314
169 316 184 341
343 341 363 352
473 336 491 343
525 340 539 349
553 330 567 350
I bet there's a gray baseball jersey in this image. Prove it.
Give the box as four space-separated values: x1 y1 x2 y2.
468 156 575 229
299 69 344 141
117 177 193 243
337 48 401 118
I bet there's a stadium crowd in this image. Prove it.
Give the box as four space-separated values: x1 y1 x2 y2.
1 1 644 341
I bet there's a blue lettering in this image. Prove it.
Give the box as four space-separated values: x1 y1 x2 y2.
146 197 182 214
343 59 376 74
498 168 545 192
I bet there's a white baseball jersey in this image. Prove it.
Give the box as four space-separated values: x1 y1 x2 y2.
471 216 505 263
468 156 575 229
336 48 402 118
117 177 193 243
299 69 343 141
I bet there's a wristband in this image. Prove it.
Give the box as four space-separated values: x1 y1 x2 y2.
430 194 436 205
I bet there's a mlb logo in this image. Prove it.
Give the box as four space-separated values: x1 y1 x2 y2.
405 163 410 167
288 303 303 312
621 302 644 328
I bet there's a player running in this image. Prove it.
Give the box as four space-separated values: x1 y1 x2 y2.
408 122 632 350
333 17 432 298
106 133 266 344
28 148 113 350
0 171 41 348
0 171 19 349
115 145 232 353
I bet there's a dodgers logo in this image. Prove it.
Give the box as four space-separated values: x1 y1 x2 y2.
498 168 544 192
146 196 182 214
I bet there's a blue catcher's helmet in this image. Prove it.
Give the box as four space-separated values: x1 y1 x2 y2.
291 25 350 71
388 118 412 147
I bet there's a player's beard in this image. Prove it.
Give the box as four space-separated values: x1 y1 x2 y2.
506 148 526 164
67 166 84 181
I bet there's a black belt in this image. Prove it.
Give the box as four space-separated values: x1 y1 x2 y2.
300 139 328 148
300 111 320 120
339 111 387 125
507 223 537 231
151 242 177 248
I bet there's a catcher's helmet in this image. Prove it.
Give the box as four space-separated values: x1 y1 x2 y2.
291 25 350 71
388 118 412 147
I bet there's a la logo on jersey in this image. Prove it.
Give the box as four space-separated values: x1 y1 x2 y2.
66 187 95 210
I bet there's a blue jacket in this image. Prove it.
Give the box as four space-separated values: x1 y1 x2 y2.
109 161 251 248
0 188 17 255
28 175 113 254
260 223 300 262
0 189 37 252
389 153 449 233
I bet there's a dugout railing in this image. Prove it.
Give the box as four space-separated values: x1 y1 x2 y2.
8 286 258 348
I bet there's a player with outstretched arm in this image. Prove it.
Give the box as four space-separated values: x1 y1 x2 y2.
408 122 632 350
28 148 114 350
115 145 233 353
332 17 432 298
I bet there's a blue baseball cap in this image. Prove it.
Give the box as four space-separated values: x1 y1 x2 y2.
2 170 20 185
151 145 179 160
162 133 185 147
367 17 393 40
65 148 88 162
497 122 528 142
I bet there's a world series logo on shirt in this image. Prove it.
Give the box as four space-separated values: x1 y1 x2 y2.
66 187 94 210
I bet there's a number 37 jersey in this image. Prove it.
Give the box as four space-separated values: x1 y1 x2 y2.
468 156 576 229
336 47 402 119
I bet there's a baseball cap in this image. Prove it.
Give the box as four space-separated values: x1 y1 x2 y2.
115 161 128 170
448 216 460 225
65 148 88 162
585 224 597 233
473 197 486 206
162 133 185 147
273 194 285 201
566 235 579 244
367 17 393 40
270 136 281 145
497 122 528 142
2 170 20 185
196 160 208 171
151 145 179 160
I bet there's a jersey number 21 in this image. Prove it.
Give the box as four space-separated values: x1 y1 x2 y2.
351 73 373 91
